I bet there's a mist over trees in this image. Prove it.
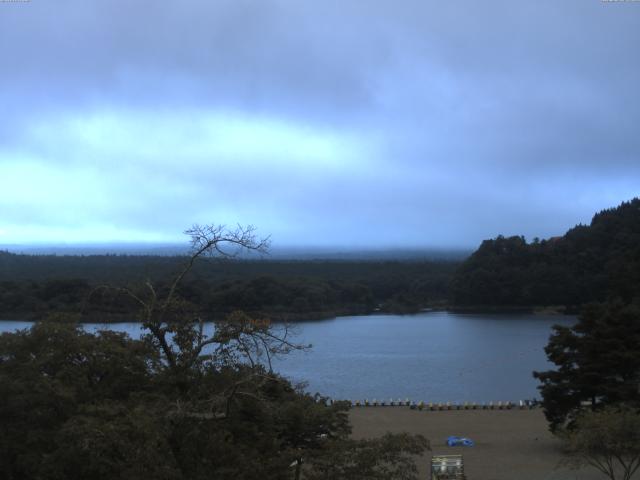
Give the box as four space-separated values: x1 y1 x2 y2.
2 198 640 322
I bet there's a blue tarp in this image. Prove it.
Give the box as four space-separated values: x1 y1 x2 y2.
446 436 475 447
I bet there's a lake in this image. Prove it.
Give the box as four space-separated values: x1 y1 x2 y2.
0 312 575 403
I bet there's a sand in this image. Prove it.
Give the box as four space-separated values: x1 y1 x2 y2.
349 407 603 480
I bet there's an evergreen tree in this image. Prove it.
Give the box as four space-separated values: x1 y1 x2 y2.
452 197 640 308
534 302 640 431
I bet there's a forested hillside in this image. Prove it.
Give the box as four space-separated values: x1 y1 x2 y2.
0 254 456 321
4 199 638 319
451 198 640 308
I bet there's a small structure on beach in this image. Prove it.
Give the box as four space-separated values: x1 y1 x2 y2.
431 454 466 480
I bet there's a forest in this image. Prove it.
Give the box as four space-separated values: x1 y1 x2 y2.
0 254 456 321
1 226 430 479
1 198 639 321
2 203 640 479
450 198 640 310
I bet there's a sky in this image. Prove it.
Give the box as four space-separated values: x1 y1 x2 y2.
0 0 639 249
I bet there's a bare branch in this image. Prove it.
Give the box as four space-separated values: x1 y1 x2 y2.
159 224 269 323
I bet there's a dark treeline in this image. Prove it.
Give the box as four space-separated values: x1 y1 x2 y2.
451 198 640 309
4 198 639 320
0 254 457 321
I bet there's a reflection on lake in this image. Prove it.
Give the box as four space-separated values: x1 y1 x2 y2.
0 312 575 402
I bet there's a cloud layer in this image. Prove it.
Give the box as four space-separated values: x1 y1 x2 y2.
1 0 639 247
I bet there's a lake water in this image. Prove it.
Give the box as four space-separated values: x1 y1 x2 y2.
0 312 575 403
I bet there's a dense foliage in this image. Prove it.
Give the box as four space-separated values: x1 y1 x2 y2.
560 406 640 480
0 225 429 480
0 254 456 321
451 198 640 308
533 302 640 431
1 322 429 480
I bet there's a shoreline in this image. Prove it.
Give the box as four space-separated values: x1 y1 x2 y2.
0 305 576 323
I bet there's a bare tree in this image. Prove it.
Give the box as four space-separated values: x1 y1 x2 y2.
89 224 309 416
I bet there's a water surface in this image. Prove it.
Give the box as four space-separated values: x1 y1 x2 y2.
0 312 574 402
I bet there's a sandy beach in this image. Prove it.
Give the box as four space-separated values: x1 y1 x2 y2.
349 407 603 480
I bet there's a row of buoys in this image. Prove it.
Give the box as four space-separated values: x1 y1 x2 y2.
414 401 516 411
346 399 540 409
351 398 413 407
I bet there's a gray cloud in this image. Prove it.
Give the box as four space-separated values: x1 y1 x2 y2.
0 0 639 247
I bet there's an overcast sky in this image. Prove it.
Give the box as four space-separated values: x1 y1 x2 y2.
1 0 638 249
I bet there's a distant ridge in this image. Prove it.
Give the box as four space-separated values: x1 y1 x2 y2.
0 243 190 257
0 244 471 261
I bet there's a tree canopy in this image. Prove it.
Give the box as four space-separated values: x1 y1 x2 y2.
0 254 455 322
534 302 640 431
561 406 640 480
451 198 640 308
0 224 429 480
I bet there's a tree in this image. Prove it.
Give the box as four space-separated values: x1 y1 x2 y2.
561 406 640 480
103 224 271 372
451 197 640 308
0 322 164 480
1 224 429 480
304 433 429 480
533 302 640 431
